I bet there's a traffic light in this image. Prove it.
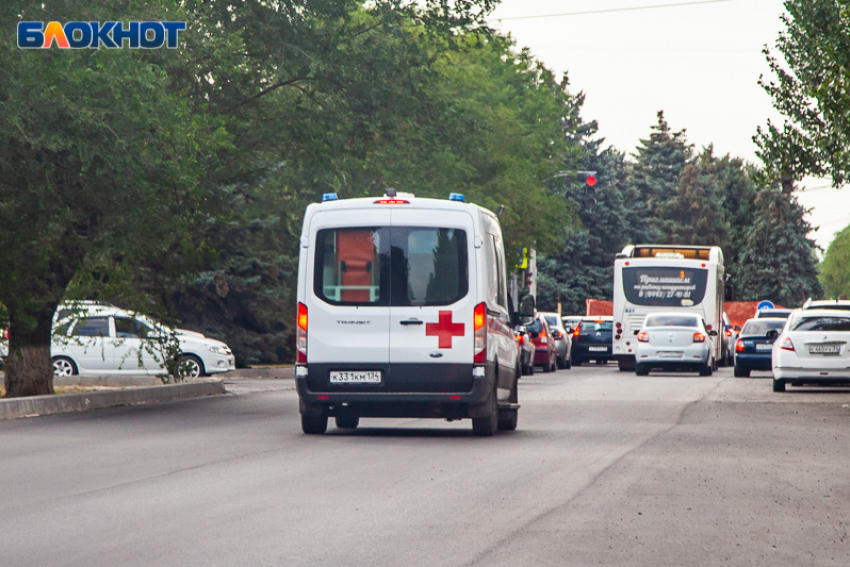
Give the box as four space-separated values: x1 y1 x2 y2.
524 271 533 289
578 170 597 212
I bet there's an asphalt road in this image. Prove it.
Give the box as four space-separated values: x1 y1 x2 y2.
2 364 849 567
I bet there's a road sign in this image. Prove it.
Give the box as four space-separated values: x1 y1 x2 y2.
756 300 775 311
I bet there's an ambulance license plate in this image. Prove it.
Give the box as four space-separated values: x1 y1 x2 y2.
330 371 382 384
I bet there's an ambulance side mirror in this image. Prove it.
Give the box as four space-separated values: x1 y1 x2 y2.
518 295 535 318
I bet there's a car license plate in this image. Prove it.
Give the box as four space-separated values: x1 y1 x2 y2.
756 344 772 351
330 371 382 384
808 345 841 355
658 351 683 358
588 346 607 352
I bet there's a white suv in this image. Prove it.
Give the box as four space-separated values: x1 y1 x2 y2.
50 304 234 378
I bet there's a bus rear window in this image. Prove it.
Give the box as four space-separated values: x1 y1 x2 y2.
622 267 708 307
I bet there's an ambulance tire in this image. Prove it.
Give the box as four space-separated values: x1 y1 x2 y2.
301 414 328 434
497 379 519 432
335 416 360 429
472 387 498 437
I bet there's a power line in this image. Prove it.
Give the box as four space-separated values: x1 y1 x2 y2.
490 0 733 21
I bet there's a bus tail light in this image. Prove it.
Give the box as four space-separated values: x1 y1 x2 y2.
296 302 308 364
474 302 487 364
637 332 649 343
779 337 795 352
693 332 706 343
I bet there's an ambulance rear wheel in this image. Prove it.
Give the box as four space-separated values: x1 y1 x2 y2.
472 389 498 437
498 381 519 432
335 415 360 429
301 414 328 434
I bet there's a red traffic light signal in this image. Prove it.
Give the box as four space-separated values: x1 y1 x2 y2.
585 176 596 187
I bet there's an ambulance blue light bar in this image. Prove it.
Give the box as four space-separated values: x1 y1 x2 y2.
449 193 465 202
322 192 338 202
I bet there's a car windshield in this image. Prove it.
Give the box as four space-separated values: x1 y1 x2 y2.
741 319 786 335
526 318 544 334
791 316 850 332
644 314 698 328
579 320 612 334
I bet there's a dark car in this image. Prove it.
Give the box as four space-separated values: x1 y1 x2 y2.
733 317 786 377
571 316 613 366
515 324 535 376
755 308 792 319
525 313 558 373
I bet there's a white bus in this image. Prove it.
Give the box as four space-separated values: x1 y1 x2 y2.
612 245 726 371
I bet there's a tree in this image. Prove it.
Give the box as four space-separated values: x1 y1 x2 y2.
734 188 822 305
819 223 850 299
755 0 850 189
630 111 693 240
0 0 232 397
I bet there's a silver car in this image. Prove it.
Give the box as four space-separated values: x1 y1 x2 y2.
634 312 718 376
541 312 572 369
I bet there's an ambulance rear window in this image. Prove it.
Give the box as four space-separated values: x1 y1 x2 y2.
391 227 468 306
315 228 388 306
313 226 468 306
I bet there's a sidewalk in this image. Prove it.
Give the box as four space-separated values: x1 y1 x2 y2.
0 366 295 420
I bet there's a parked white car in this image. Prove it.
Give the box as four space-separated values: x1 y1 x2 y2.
51 305 234 378
634 312 718 376
771 309 850 392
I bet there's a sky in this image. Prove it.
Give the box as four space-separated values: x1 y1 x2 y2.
487 0 849 252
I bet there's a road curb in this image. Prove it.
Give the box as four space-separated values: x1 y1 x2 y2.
0 380 226 420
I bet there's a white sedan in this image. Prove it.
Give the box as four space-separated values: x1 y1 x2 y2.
634 313 718 376
771 309 850 392
51 306 235 378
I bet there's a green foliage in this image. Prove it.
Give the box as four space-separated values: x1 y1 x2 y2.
819 223 850 299
755 0 850 185
0 0 235 395
734 188 822 306
630 111 693 240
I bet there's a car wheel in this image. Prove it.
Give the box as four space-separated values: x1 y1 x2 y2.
772 378 786 393
733 365 750 378
302 414 328 434
52 356 77 377
472 387 498 436
497 379 519 431
335 415 360 429
635 363 649 376
177 354 205 379
699 361 712 376
573 357 582 367
564 353 572 369
528 362 534 375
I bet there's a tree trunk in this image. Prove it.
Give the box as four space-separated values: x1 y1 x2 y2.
4 308 56 398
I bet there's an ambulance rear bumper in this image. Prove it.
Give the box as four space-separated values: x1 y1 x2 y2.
296 362 493 406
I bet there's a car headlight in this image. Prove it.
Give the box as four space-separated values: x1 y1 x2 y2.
208 345 232 355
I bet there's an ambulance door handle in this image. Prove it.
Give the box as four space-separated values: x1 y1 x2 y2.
400 319 424 325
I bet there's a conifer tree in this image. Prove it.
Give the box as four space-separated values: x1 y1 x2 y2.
735 188 822 305
630 111 693 240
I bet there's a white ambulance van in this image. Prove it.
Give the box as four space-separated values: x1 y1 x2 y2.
295 190 530 436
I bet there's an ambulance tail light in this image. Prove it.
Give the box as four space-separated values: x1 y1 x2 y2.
473 302 487 364
296 302 308 364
